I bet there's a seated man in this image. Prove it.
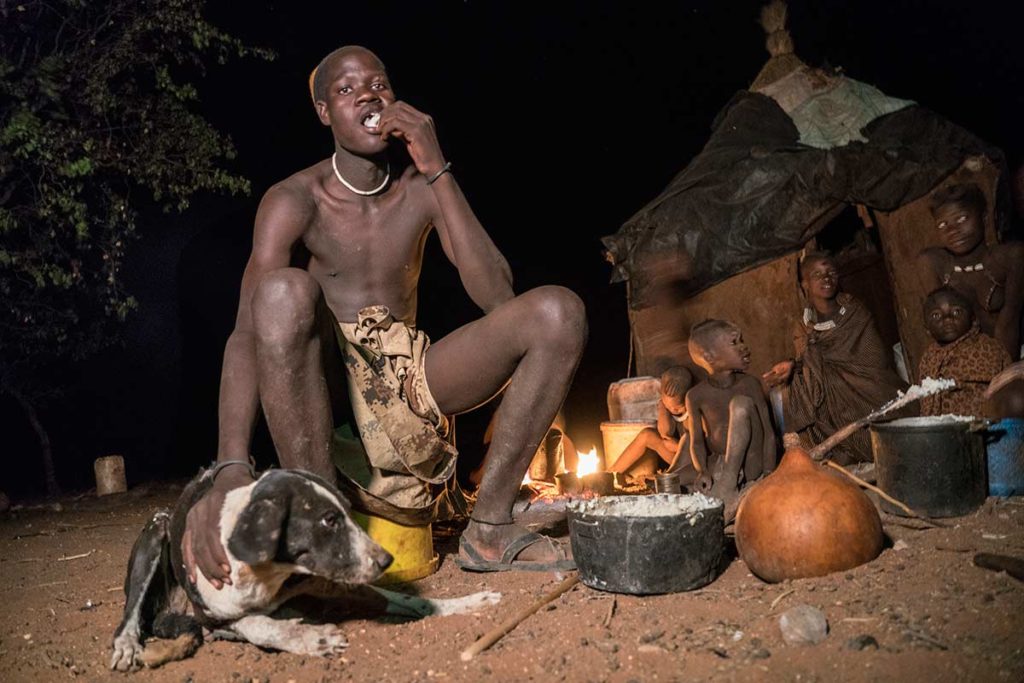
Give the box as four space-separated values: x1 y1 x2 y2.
919 286 1011 418
685 320 777 516
183 45 586 581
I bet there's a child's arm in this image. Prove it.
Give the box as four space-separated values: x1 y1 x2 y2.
656 399 675 439
756 393 778 472
685 393 709 476
666 430 691 473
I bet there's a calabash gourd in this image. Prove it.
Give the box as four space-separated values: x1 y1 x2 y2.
735 445 883 582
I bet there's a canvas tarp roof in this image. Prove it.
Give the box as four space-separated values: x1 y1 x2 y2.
602 89 1004 309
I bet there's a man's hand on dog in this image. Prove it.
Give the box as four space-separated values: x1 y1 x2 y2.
183 468 253 588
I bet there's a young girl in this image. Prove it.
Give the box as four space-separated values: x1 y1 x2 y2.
608 366 692 476
918 286 1011 418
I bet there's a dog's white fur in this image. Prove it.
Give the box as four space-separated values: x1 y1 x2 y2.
110 470 500 670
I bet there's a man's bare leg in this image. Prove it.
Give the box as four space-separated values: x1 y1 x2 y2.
250 268 339 483
425 286 587 565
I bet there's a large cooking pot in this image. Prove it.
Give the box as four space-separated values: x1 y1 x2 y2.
870 416 987 517
567 494 723 595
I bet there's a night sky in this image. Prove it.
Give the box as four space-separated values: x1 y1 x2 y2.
7 0 1023 497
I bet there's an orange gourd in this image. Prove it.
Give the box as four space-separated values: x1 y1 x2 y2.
735 446 883 582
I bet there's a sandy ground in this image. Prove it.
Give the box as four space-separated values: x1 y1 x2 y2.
1 482 1023 683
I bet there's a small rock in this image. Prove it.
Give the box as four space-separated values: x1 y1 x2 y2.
637 644 664 655
893 539 909 551
638 630 664 644
750 648 771 660
779 604 829 645
846 635 880 651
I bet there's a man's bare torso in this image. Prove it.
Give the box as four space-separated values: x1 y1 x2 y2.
278 159 434 324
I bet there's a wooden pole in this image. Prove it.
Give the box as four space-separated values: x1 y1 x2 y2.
461 575 580 661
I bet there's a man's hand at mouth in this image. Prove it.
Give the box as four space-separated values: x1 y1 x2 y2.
376 101 447 178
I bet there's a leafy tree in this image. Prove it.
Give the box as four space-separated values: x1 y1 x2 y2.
0 0 272 495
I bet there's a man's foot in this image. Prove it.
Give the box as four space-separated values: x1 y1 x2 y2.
455 520 575 573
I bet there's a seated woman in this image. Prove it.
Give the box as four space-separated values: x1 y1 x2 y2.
763 253 907 465
917 183 1024 360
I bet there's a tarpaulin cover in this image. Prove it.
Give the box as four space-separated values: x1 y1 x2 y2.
602 91 1003 309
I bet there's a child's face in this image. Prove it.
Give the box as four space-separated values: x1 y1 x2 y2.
934 202 984 256
925 293 973 343
707 326 751 374
662 393 687 416
801 258 839 301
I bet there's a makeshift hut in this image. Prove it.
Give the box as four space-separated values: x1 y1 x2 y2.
602 1 1008 382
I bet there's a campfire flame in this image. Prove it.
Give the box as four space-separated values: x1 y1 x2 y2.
576 447 599 477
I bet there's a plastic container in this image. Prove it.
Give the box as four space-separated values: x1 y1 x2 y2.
607 377 660 421
352 512 438 585
567 494 723 594
600 420 655 467
870 416 987 517
987 418 1024 496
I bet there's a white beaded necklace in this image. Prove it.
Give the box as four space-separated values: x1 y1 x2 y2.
332 153 390 196
952 262 985 273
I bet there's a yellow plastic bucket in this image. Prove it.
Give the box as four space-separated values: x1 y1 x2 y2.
352 512 439 585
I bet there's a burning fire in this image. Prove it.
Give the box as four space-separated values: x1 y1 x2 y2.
576 447 599 477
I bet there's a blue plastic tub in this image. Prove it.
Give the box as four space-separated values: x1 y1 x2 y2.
987 418 1024 496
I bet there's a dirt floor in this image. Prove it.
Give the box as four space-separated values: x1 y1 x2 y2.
1 482 1023 683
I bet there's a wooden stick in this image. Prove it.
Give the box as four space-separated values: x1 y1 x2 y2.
822 461 947 528
602 596 617 628
57 550 94 561
769 588 795 611
808 382 956 461
973 553 1024 582
461 575 579 661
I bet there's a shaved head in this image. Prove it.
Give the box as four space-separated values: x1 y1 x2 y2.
310 45 386 103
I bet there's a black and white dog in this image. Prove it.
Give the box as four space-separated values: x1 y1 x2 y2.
110 468 499 671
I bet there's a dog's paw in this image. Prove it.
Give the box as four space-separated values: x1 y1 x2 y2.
110 632 143 671
428 590 502 617
294 623 349 657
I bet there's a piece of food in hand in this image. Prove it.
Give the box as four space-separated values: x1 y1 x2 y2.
363 112 381 129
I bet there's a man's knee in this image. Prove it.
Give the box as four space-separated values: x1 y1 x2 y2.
252 268 322 348
524 286 587 348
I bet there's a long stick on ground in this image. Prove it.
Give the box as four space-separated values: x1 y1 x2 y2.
461 575 580 661
822 460 947 528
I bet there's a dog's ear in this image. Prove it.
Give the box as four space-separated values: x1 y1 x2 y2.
227 497 286 565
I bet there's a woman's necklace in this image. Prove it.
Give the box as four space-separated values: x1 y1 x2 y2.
332 153 390 196
803 303 846 331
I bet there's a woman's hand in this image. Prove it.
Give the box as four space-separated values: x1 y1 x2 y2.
762 360 795 387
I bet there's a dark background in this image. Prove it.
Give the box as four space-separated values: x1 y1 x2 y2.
6 0 1023 497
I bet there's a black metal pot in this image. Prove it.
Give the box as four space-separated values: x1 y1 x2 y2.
567 494 724 595
870 416 987 518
